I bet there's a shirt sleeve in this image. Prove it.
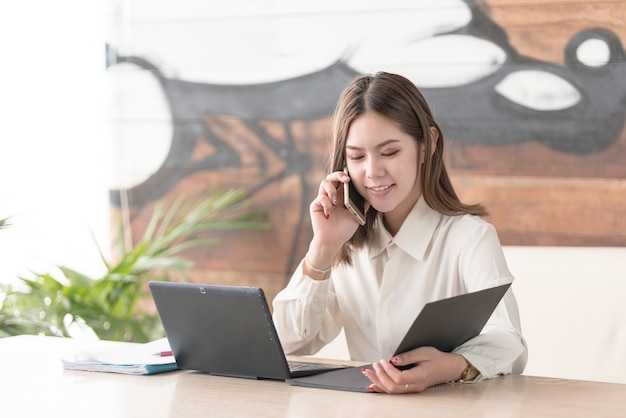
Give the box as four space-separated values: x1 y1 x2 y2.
452 222 528 379
271 260 343 356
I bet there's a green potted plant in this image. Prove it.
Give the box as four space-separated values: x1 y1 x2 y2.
0 189 268 342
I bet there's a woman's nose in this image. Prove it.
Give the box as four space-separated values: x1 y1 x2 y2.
365 157 384 178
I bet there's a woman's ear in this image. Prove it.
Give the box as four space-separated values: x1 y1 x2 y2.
428 126 439 157
420 126 439 163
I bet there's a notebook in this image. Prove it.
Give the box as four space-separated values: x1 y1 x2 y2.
61 338 178 376
286 283 512 392
148 281 351 380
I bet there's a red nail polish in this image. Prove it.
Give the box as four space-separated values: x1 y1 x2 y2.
361 368 367 373
367 384 375 391
325 213 330 219
391 357 399 365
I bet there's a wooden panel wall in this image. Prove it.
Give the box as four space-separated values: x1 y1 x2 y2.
447 0 626 246
108 0 626 302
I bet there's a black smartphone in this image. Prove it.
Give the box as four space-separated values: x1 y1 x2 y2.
343 168 366 225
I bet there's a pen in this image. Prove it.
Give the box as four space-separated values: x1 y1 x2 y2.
153 350 174 357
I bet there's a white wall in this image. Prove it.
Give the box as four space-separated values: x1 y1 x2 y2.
506 246 626 384
0 1 110 283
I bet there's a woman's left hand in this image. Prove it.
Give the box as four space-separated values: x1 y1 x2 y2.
362 347 469 394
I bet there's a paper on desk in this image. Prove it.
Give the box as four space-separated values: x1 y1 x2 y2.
61 338 179 375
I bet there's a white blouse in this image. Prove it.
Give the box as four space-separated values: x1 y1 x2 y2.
272 196 528 379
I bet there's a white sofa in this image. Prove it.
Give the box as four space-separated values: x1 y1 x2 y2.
313 246 626 384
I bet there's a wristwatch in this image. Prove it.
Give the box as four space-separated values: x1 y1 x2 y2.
454 362 481 383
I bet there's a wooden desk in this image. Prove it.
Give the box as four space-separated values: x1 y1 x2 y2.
2 335 625 417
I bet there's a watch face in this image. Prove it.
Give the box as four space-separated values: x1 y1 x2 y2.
454 365 480 383
463 366 480 382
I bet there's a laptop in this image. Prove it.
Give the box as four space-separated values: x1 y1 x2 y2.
148 281 351 380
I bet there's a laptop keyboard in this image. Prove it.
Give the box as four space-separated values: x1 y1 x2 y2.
288 360 341 371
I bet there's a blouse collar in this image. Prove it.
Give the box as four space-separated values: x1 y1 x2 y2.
370 195 442 261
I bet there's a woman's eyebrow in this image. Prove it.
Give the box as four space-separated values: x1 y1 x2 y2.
346 139 401 151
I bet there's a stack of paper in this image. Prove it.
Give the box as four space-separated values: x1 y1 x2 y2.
61 338 179 375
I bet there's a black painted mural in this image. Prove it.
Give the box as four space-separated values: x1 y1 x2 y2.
108 0 625 206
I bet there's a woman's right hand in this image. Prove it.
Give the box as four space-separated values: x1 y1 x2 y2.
305 171 366 274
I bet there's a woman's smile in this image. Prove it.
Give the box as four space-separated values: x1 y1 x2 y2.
366 183 395 198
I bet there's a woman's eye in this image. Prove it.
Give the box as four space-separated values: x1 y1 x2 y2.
348 155 364 161
382 150 399 157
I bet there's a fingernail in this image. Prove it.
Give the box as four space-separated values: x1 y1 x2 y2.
367 384 375 391
332 199 337 206
391 357 400 365
325 213 330 219
361 368 367 374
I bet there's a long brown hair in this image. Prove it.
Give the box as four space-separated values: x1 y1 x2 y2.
329 72 487 264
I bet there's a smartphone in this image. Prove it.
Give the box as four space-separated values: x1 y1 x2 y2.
343 168 366 225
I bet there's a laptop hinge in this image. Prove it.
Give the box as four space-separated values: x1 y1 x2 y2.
210 372 260 380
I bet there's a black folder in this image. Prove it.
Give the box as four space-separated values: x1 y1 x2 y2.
286 283 511 392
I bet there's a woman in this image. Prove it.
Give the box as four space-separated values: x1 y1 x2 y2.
272 72 527 393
